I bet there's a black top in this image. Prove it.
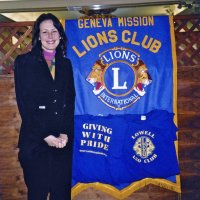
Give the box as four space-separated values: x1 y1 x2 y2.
14 46 75 155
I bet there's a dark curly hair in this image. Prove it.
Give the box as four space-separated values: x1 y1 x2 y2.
32 13 67 57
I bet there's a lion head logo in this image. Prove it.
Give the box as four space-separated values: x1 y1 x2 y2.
86 60 107 95
134 60 152 96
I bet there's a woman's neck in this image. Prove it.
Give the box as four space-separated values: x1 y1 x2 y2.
43 50 56 61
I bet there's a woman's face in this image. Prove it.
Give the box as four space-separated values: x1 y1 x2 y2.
39 19 60 52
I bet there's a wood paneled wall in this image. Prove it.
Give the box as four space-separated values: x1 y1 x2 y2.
175 14 200 200
0 15 200 200
0 75 27 200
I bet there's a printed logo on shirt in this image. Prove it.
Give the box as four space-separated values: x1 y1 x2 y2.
86 47 152 110
131 130 157 164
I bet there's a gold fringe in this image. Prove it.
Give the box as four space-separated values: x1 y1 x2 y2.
60 19 65 30
149 177 181 193
72 176 181 199
169 15 181 194
71 180 151 199
169 15 180 160
169 16 178 123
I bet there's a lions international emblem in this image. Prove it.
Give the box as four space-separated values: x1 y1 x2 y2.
133 136 155 159
86 47 152 110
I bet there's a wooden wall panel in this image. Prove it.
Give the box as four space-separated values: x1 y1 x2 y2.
0 15 200 200
0 22 33 74
0 76 27 200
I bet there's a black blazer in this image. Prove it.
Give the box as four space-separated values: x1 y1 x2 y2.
14 47 75 155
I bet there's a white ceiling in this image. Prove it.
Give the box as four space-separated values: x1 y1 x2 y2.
0 0 197 21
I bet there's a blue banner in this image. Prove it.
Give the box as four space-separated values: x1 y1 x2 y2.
66 16 174 115
65 16 180 198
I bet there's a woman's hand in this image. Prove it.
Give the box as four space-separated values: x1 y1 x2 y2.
44 135 64 148
58 134 68 148
44 134 68 148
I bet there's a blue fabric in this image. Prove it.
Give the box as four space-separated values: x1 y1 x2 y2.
119 110 180 183
65 16 174 115
66 16 179 188
72 115 127 183
72 110 180 185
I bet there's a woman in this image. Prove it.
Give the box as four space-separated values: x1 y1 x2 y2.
14 13 75 200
